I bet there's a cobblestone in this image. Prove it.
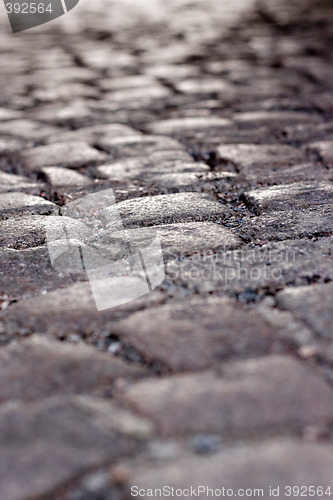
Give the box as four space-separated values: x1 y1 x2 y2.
0 335 146 402
40 166 91 187
276 282 333 339
243 181 333 214
0 396 152 500
116 193 232 228
119 355 333 436
0 119 60 141
18 142 108 172
125 440 333 499
0 0 332 495
0 193 56 217
113 297 290 371
165 238 333 295
0 171 40 193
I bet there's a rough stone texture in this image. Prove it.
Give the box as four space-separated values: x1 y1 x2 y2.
18 142 108 171
117 193 232 228
0 171 40 193
240 207 333 240
165 238 333 295
156 222 242 257
243 181 333 214
40 166 91 187
0 193 56 218
96 135 186 158
216 144 304 167
126 440 333 498
46 123 142 146
0 282 165 339
148 117 232 135
0 119 60 141
120 355 333 436
113 297 291 371
276 282 333 338
0 0 333 496
0 396 152 500
309 140 333 169
0 335 146 402
97 157 208 182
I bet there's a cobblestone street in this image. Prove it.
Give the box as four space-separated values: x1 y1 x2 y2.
0 0 333 498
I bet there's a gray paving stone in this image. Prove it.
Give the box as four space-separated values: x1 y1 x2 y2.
0 138 24 156
216 144 305 174
0 336 146 402
176 79 234 95
32 83 100 103
0 281 164 339
120 355 333 436
0 193 56 218
40 166 91 187
276 282 333 339
165 238 333 295
113 296 289 371
283 122 333 144
99 75 157 92
243 181 333 214
0 108 21 121
148 117 232 135
156 222 241 258
0 119 60 141
0 172 40 193
234 111 321 126
96 135 185 158
0 246 84 303
116 193 232 228
243 162 331 185
241 206 333 240
0 216 47 249
309 141 333 169
97 157 208 182
46 123 141 146
0 396 152 500
18 142 108 171
126 440 333 499
105 84 170 103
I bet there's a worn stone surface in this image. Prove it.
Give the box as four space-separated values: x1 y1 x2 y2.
0 335 146 402
0 119 60 141
46 123 142 146
0 281 165 340
18 142 108 171
120 355 333 436
156 222 242 257
0 396 152 500
217 144 304 167
97 135 186 158
276 282 333 339
309 140 333 169
243 181 333 214
126 440 333 498
113 297 291 371
0 171 40 193
97 157 208 182
165 238 333 295
117 193 232 228
0 0 333 496
240 207 333 240
148 117 232 135
0 193 56 218
40 166 91 187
